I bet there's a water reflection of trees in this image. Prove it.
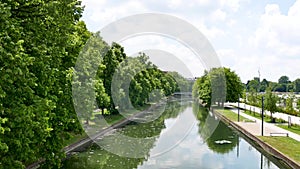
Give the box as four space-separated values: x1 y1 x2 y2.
63 98 189 169
193 103 238 154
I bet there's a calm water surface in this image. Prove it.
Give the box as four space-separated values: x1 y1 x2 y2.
63 98 288 169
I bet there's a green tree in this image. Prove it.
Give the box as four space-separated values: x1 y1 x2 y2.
246 77 260 92
278 75 290 84
73 32 109 124
296 99 300 112
193 71 212 107
223 67 243 103
278 75 291 92
286 95 295 114
260 78 269 92
193 67 242 108
102 43 127 114
0 0 89 168
210 68 226 107
168 72 189 92
242 89 247 103
293 79 300 92
111 52 178 111
248 88 258 106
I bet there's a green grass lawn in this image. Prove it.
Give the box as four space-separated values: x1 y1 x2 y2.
277 124 300 136
242 110 300 135
243 110 286 123
216 109 253 122
258 136 300 164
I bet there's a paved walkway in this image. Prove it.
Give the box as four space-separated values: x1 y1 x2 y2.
229 102 300 125
224 103 300 142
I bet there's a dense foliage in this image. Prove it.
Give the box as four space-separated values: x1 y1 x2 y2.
0 2 187 167
246 75 300 93
193 67 243 107
0 0 90 168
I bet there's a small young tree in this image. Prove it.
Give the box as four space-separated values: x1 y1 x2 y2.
264 88 277 123
286 95 295 115
248 88 257 106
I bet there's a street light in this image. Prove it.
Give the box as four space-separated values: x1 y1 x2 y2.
261 96 264 136
238 94 240 122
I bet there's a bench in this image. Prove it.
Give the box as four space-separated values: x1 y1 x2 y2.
270 132 289 137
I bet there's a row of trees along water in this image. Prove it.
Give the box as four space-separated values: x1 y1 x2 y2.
0 1 190 168
73 32 190 124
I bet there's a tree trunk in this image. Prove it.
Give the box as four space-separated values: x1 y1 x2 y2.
271 112 275 123
86 118 89 125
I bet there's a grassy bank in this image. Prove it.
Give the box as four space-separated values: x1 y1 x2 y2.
216 109 253 122
258 136 300 164
242 110 286 123
241 110 300 135
277 124 300 136
63 103 157 147
63 114 125 147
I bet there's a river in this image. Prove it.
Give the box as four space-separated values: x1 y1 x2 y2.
62 97 288 169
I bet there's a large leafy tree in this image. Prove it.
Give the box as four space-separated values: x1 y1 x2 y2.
102 43 127 114
73 32 109 124
293 78 300 92
111 52 179 111
278 75 291 92
193 71 212 107
246 77 260 92
260 78 269 92
0 0 89 168
223 67 243 103
193 67 243 107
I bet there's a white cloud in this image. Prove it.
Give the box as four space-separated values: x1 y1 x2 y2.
220 0 241 12
120 35 205 78
195 0 211 6
81 0 299 82
194 22 226 40
264 4 281 15
249 2 300 57
82 0 148 31
167 0 183 9
211 9 227 22
217 49 238 67
195 0 242 12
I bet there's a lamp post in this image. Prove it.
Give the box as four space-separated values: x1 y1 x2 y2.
261 96 264 136
238 94 240 122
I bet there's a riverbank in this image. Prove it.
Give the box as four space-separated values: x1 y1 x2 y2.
26 101 166 169
214 107 300 169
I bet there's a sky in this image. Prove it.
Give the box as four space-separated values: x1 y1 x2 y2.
81 0 300 83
